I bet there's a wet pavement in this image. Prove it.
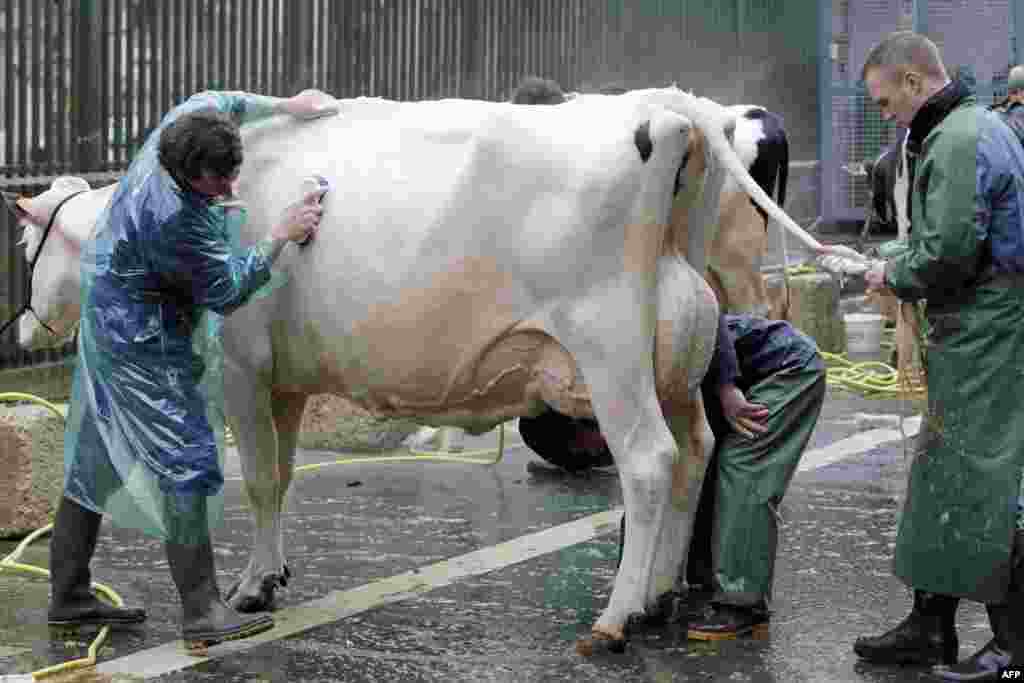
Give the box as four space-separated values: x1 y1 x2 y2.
0 321 996 681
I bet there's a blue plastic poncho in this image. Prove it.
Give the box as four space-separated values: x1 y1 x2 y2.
63 91 285 544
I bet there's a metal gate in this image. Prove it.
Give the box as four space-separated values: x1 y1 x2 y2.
820 0 1023 223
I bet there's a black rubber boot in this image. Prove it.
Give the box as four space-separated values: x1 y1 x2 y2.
853 590 959 666
47 496 147 626
166 539 274 650
687 602 770 641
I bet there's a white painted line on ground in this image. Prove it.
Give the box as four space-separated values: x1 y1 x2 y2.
93 413 920 678
98 508 622 679
797 415 921 473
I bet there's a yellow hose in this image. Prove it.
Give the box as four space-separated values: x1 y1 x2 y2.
1 392 511 678
821 350 926 399
0 392 124 680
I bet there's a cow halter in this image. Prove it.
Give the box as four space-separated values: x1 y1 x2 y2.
0 190 86 340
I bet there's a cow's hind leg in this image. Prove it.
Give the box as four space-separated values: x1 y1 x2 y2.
642 398 714 624
225 388 307 612
568 362 679 654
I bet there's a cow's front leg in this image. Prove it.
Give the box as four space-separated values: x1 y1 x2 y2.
223 379 305 612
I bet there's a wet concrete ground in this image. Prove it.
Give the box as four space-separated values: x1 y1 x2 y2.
0 379 996 682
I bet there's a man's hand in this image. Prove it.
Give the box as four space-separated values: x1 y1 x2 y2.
282 89 340 120
865 260 888 293
719 384 769 439
272 190 325 243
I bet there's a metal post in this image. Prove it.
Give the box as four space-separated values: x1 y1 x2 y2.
912 0 928 36
818 0 832 223
285 0 315 91
71 0 102 172
1012 0 1022 67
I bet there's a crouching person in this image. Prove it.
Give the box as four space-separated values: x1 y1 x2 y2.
520 313 826 639
682 313 826 639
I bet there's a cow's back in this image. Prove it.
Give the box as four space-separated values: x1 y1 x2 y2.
227 96 696 425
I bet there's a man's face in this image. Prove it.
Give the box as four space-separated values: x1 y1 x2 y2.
190 166 240 199
865 66 923 128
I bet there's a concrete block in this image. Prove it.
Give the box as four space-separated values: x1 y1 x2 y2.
764 271 847 354
0 405 65 540
298 394 421 452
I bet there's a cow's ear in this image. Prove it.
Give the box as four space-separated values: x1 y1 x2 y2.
2 191 26 219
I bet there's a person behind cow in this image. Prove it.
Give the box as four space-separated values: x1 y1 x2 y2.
509 75 567 105
48 89 336 648
990 64 1024 145
854 31 1024 681
520 312 827 639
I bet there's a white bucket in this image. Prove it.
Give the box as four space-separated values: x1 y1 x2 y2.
844 313 886 354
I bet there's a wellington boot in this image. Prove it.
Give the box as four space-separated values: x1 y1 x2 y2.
853 590 959 666
166 539 274 651
47 497 147 626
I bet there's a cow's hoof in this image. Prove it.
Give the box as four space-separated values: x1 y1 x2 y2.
225 568 290 613
624 593 687 634
576 627 627 656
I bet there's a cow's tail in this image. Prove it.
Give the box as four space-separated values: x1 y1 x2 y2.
663 90 868 268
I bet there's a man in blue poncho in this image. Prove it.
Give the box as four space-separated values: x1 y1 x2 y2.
48 88 336 649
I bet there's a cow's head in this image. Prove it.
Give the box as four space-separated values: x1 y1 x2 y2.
3 176 95 349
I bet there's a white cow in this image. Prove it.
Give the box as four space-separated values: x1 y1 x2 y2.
5 88 836 652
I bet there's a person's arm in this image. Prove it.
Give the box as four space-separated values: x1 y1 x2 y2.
702 315 769 439
157 197 322 315
885 125 987 301
704 313 740 391
183 89 339 127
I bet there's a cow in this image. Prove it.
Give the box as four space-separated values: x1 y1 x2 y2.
5 88 844 653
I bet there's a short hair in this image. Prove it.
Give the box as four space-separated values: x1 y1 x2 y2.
596 83 629 95
158 109 243 183
861 31 948 84
1008 65 1024 93
510 76 566 105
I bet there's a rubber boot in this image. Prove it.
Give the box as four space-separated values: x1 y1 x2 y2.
853 590 959 666
166 539 274 650
47 496 147 626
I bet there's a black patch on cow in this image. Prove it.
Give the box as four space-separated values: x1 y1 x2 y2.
724 118 736 146
674 145 691 196
634 121 653 163
743 107 789 229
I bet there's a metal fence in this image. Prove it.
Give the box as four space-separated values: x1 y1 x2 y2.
820 0 1022 222
1 0 820 370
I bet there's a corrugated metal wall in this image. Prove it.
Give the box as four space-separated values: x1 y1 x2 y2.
0 0 821 371
823 0 1020 222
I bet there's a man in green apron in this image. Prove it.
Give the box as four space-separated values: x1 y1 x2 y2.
853 31 1024 681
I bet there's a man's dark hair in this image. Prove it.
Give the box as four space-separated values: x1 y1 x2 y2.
158 109 243 183
510 76 566 105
